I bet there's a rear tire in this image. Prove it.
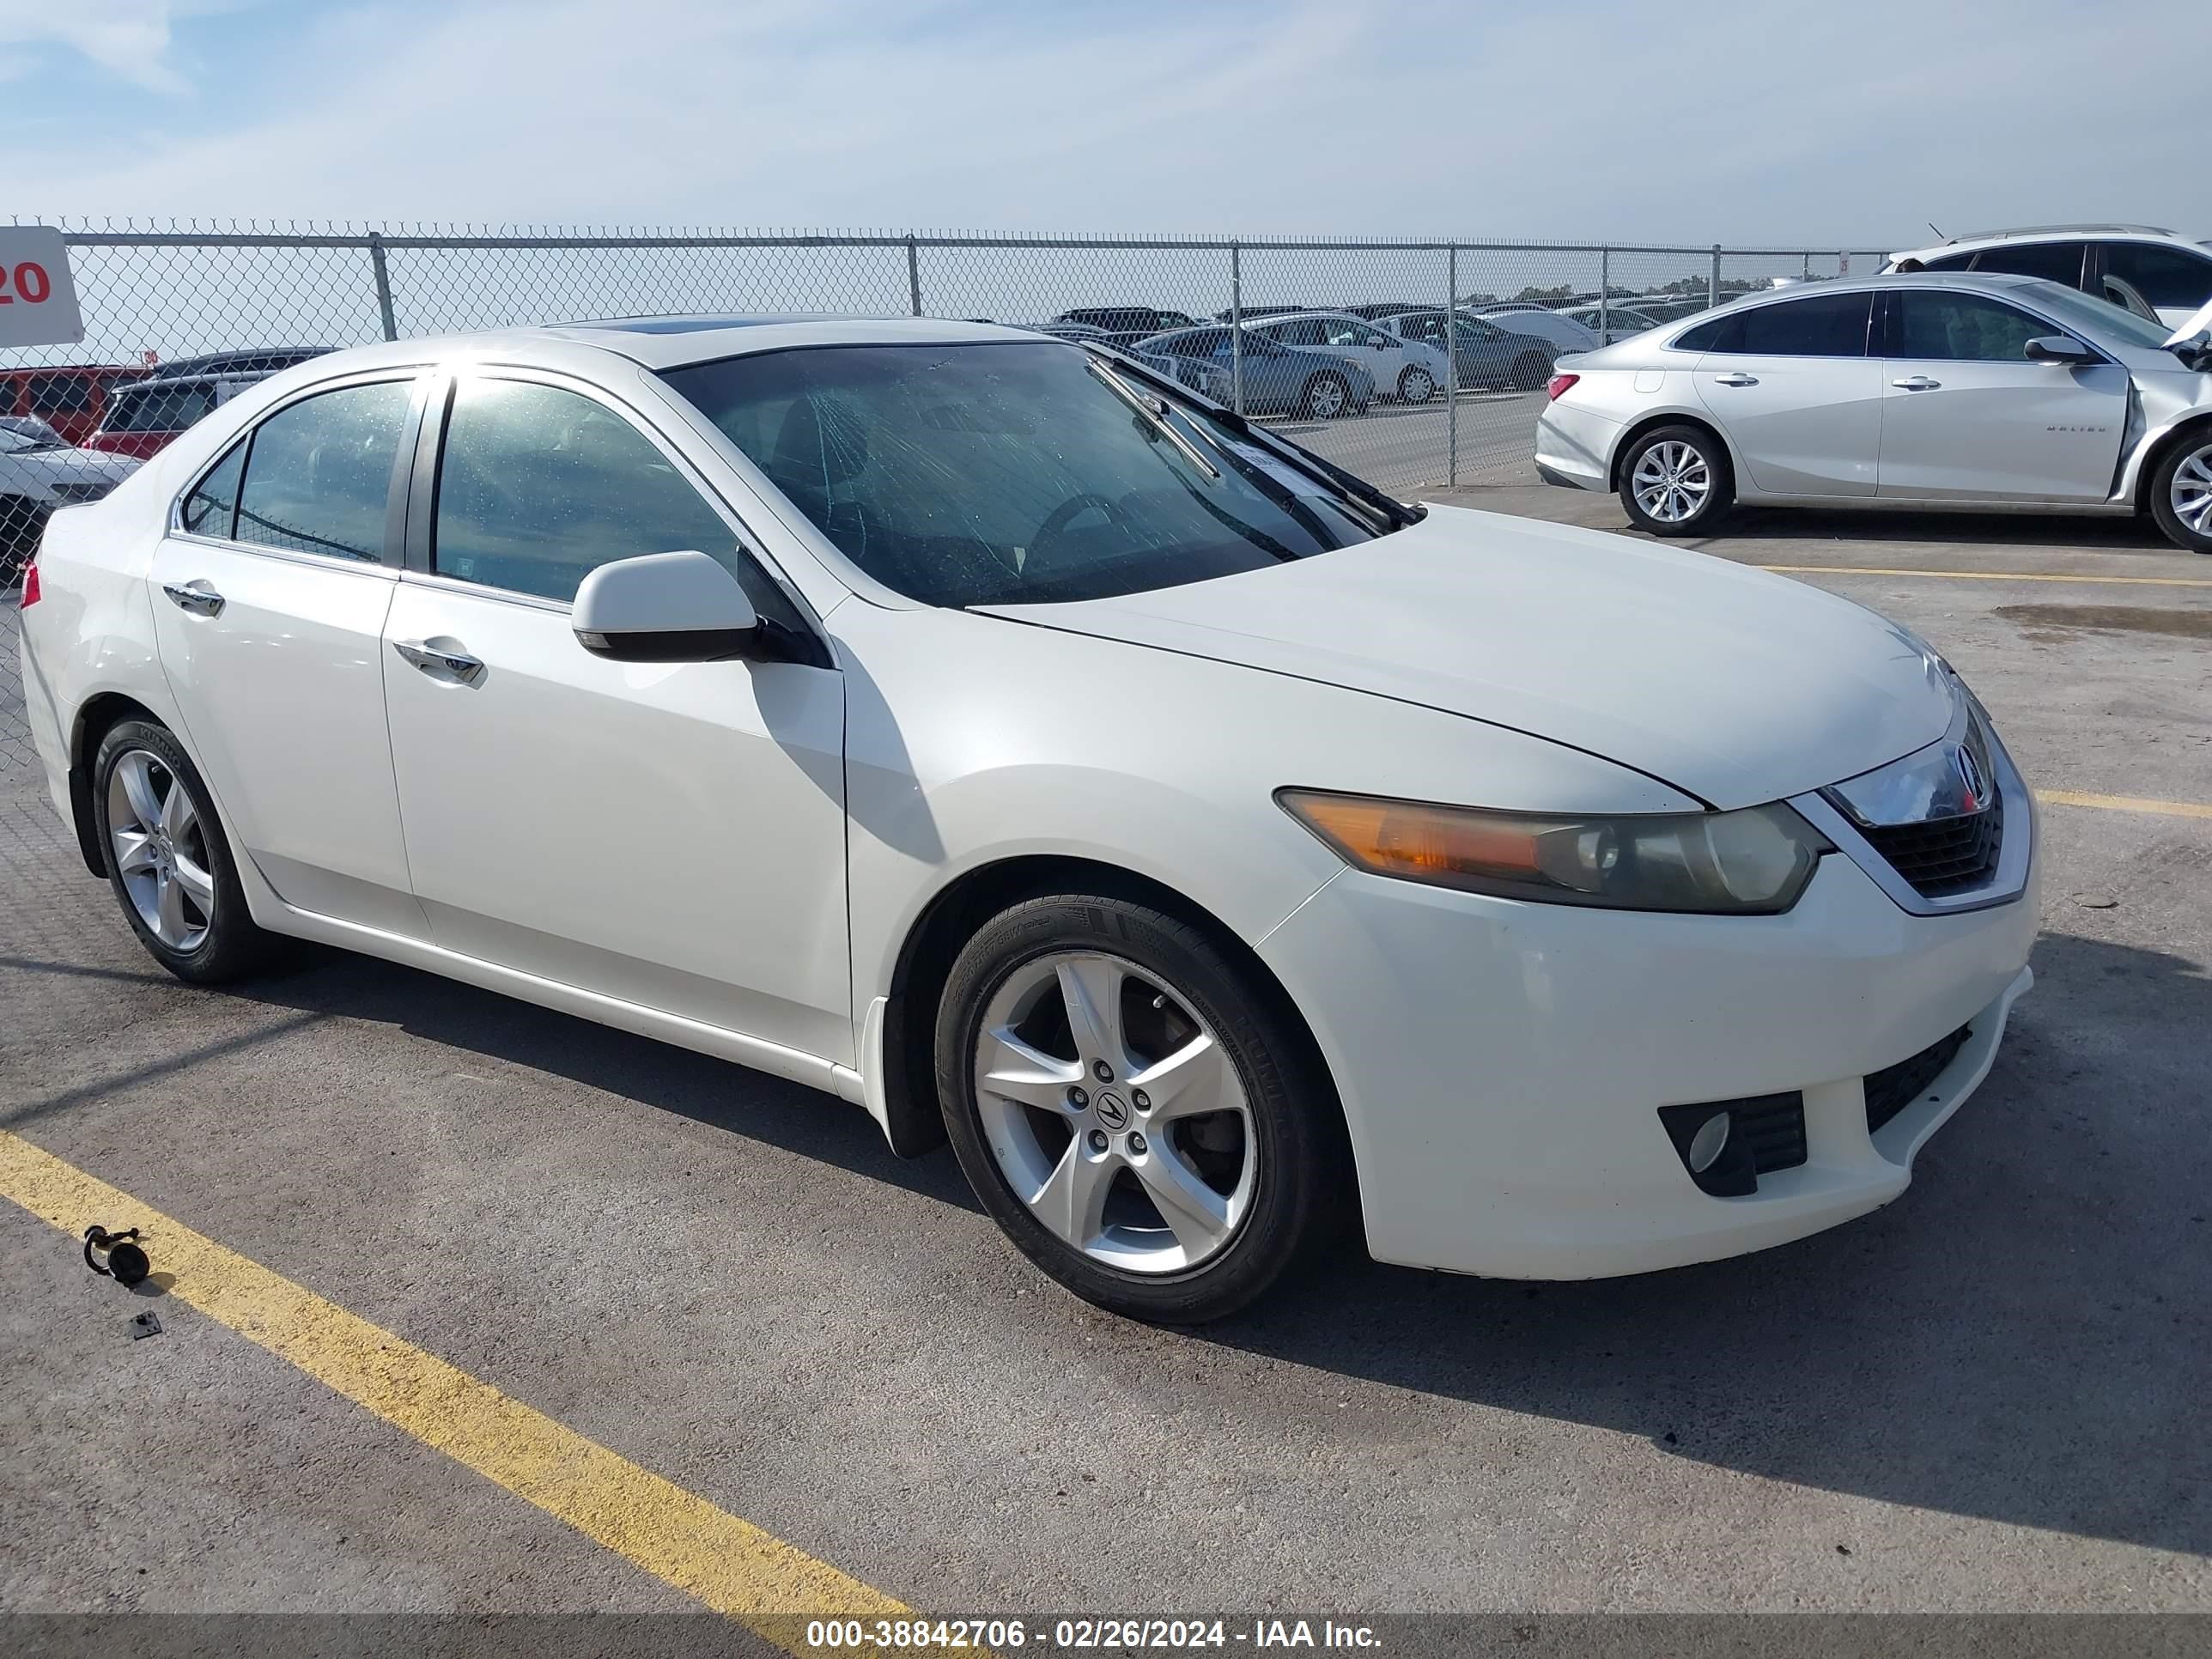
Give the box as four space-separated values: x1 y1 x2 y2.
1396 364 1436 404
935 893 1346 1324
1297 371 1350 421
91 720 278 983
1617 423 1735 537
2148 430 2212 554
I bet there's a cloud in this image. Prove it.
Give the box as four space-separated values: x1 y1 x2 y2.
0 0 186 93
4 0 2205 247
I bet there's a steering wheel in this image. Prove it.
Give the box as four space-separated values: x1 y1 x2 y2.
1026 492 1131 570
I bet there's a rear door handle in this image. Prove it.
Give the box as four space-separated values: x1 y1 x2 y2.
161 580 224 617
1711 373 1759 386
1892 375 1942 391
392 639 485 684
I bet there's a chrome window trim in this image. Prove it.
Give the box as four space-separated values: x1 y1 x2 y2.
1789 694 2033 918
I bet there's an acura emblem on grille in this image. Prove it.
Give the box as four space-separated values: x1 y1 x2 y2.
1953 744 1985 813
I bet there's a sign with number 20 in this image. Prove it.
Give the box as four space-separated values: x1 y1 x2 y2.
0 226 86 349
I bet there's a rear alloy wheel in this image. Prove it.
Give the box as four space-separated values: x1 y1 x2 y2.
1298 371 1350 420
1618 424 1734 537
1396 364 1436 405
1510 352 1551 391
936 893 1346 1323
92 720 276 982
2149 434 2212 554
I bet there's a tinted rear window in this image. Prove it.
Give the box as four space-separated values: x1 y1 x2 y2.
1691 292 1872 356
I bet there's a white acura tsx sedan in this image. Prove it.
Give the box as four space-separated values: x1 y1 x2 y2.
17 318 2039 1322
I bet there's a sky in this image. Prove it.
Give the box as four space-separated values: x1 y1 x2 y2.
3 0 2205 246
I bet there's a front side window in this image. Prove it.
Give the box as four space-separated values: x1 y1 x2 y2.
433 377 767 605
1888 291 2068 362
663 341 1391 609
234 380 411 562
2099 241 2212 310
1969 242 2084 285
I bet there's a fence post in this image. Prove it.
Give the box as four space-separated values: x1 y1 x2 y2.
1230 241 1244 417
1446 243 1458 489
1598 246 1610 343
367 233 398 342
1709 244 1721 311
906 234 922 317
1802 250 1812 282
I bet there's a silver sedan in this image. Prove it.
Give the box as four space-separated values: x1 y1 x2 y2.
1534 272 2212 552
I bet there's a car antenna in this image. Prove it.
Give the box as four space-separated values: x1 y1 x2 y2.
1926 222 1946 240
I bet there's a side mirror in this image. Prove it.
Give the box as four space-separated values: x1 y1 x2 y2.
573 550 759 663
2024 335 2097 366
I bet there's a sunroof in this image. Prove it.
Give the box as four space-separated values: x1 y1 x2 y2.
565 316 800 335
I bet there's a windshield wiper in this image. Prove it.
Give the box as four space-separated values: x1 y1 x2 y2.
1085 356 1219 480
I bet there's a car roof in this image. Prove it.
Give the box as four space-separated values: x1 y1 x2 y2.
272 315 1047 380
1890 225 2206 262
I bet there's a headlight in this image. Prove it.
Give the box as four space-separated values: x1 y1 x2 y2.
1278 790 1832 915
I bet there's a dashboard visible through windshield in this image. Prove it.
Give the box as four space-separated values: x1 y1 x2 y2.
661 341 1398 607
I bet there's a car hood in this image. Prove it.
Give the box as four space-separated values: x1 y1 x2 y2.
978 506 1956 810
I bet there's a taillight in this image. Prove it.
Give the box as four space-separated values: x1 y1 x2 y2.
18 558 40 608
1547 373 1580 402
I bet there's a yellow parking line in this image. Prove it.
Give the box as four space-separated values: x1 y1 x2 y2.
0 1131 908 1645
1757 564 2212 588
2039 789 2212 820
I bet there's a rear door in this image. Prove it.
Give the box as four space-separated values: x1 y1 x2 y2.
149 372 428 934
1875 287 2127 502
1690 289 1880 496
378 368 851 1061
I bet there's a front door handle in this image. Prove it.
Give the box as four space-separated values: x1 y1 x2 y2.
392 639 485 684
1711 372 1759 386
1892 375 1942 391
161 579 224 617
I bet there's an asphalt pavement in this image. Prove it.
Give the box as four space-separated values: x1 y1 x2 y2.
3 486 2209 1622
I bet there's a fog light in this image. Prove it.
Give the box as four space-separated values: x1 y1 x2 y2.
1686 1111 1730 1174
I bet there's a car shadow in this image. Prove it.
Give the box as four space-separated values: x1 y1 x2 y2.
1693 505 2178 553
206 927 2209 1560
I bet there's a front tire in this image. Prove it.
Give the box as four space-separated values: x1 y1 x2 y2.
1510 351 1550 392
2148 431 2212 554
92 720 276 983
1297 371 1350 421
935 893 1345 1324
1396 364 1436 405
1618 424 1735 537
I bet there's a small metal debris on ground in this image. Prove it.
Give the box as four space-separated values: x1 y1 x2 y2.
131 1310 162 1340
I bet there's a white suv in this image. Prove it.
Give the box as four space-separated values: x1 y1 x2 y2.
1884 224 2212 328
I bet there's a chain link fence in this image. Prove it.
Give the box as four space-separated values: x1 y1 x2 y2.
3 221 1892 591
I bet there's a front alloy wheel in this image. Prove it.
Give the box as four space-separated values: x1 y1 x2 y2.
1397 364 1436 404
936 892 1346 1323
2150 434 2212 554
1299 372 1349 421
972 951 1255 1273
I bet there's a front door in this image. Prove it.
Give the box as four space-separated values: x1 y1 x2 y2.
1876 289 2128 502
148 374 427 935
1689 289 1881 497
379 371 852 1063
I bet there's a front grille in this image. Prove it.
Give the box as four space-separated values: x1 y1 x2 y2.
1863 1024 1971 1135
1860 791 2004 898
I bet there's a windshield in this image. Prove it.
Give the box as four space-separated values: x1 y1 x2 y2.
662 341 1390 607
2018 280 2185 350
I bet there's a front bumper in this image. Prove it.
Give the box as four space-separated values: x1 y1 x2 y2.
1257 836 2039 1280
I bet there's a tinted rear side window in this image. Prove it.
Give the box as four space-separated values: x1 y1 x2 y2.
108 383 217 434
2099 241 2212 310
1724 293 1872 356
234 381 411 562
1968 242 2086 285
181 441 246 538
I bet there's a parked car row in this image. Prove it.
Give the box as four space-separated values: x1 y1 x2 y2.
1 417 139 581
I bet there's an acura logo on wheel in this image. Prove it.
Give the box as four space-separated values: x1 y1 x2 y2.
1953 744 1985 813
1094 1092 1131 1131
